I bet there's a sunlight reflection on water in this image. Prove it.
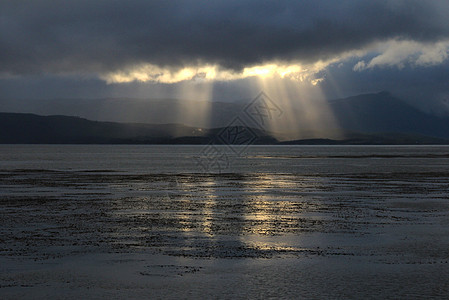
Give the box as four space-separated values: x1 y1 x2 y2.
2 145 449 298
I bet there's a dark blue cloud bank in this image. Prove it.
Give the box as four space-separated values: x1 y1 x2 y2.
1 0 449 112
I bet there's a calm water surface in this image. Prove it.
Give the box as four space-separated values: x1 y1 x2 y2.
1 144 449 173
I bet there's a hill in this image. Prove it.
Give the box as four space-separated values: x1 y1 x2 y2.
0 112 448 145
2 91 449 143
329 92 449 138
0 112 276 144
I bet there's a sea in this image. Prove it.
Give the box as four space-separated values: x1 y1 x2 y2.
1 145 449 299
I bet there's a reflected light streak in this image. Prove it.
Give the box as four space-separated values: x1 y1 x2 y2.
179 176 219 235
241 174 300 236
197 176 220 236
164 176 219 235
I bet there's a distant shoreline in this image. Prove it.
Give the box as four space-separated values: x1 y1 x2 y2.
2 112 449 145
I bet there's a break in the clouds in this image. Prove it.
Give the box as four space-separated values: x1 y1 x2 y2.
1 0 449 84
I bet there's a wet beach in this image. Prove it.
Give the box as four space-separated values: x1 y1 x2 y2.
1 145 449 298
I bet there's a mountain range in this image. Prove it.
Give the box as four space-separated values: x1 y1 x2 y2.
1 92 449 144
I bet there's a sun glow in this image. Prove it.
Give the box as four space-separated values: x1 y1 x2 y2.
101 61 329 85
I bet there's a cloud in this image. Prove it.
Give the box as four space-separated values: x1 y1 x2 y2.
353 61 366 72
1 0 449 83
100 61 333 84
416 42 449 66
354 40 449 71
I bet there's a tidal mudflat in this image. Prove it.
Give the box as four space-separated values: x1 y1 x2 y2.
1 145 449 298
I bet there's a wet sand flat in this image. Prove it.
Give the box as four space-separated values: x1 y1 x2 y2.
1 145 449 298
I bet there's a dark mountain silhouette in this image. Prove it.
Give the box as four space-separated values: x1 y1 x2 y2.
0 112 276 144
1 112 448 144
0 113 199 144
2 92 449 137
329 92 449 138
1 92 449 143
0 97 242 127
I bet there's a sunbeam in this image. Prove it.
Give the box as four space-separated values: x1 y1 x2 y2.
256 75 342 141
173 80 214 135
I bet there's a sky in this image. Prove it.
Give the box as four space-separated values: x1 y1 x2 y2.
1 0 449 112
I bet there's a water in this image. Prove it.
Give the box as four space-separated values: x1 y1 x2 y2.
1 144 449 173
1 145 449 298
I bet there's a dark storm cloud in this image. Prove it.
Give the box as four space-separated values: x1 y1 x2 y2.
1 0 449 76
320 57 449 110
